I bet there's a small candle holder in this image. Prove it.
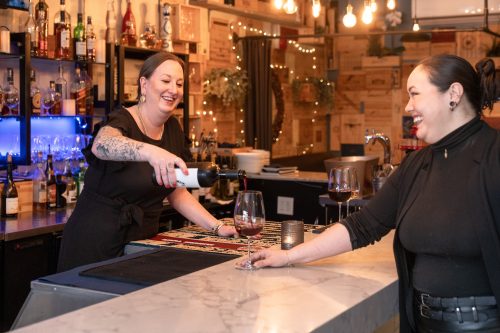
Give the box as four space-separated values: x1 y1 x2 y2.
281 220 304 250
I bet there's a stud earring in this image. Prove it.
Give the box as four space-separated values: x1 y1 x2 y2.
449 101 456 111
139 94 146 103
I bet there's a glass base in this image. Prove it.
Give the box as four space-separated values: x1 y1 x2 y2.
235 259 259 271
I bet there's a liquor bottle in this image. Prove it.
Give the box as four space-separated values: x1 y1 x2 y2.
30 69 41 115
81 68 94 116
32 151 47 210
70 65 86 115
35 0 48 57
54 0 71 60
55 64 68 99
153 162 246 188
160 3 173 52
121 0 137 47
1 153 19 217
73 13 86 62
24 0 37 56
45 153 57 209
105 0 117 44
86 16 96 62
61 160 76 205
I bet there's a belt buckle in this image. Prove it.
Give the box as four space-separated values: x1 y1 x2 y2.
420 304 431 319
420 293 431 307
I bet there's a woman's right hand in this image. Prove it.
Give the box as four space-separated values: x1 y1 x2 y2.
147 146 188 188
236 249 290 269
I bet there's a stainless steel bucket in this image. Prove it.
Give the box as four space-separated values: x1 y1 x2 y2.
323 156 380 196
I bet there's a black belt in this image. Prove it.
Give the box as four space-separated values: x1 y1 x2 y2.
416 292 499 323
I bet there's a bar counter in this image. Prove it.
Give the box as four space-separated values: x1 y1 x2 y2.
0 209 71 241
11 231 399 333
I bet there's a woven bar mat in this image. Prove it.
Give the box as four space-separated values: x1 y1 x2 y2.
79 247 238 286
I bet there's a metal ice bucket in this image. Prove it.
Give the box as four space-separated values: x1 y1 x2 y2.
323 156 380 196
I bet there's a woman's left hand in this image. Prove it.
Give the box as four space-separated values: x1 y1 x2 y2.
217 224 238 237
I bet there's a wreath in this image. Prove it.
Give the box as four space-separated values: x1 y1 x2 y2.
291 77 333 107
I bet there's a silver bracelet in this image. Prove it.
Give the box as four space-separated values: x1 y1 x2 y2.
212 221 224 235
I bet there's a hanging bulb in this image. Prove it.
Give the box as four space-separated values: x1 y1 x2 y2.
312 0 321 18
387 0 396 10
343 3 357 28
370 0 377 12
412 19 420 31
361 1 373 24
274 0 283 10
283 0 297 14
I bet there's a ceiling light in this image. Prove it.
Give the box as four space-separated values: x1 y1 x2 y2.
370 0 377 12
387 0 396 10
361 1 373 24
274 0 283 10
312 0 321 18
412 20 420 31
282 0 297 14
343 3 357 28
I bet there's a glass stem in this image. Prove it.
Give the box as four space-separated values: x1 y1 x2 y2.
346 200 350 217
338 202 342 222
247 238 251 264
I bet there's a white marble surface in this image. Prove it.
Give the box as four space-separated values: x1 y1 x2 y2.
11 231 398 333
248 171 328 183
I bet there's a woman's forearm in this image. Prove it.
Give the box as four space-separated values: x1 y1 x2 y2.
92 126 151 161
168 188 219 230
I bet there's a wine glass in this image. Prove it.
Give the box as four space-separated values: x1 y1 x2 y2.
234 190 266 271
328 167 352 223
346 167 360 216
3 84 19 115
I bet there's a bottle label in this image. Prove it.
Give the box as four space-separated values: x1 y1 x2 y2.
78 181 84 195
175 168 201 188
48 184 56 207
75 41 86 56
32 92 41 113
86 38 95 51
34 181 47 203
61 30 70 48
6 197 18 214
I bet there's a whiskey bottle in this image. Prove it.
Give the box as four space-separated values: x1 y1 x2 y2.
70 65 86 115
35 0 48 57
30 69 41 115
54 0 71 60
32 151 47 210
24 0 37 56
121 0 137 47
74 13 86 62
86 16 96 62
1 153 19 217
45 153 57 209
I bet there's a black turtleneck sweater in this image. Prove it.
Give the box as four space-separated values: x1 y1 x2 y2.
398 118 491 297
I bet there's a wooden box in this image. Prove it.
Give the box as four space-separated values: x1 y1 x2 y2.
171 4 201 43
337 72 366 91
430 42 456 56
365 69 400 90
402 41 430 61
362 56 401 68
339 51 364 71
0 179 33 213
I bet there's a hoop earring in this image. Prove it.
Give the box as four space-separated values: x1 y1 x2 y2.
139 94 146 104
449 101 456 111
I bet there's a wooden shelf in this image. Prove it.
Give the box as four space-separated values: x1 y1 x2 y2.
189 0 302 27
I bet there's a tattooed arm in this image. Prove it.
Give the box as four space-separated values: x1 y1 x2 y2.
91 125 188 187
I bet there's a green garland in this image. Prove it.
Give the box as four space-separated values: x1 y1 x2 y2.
291 77 333 107
203 68 248 108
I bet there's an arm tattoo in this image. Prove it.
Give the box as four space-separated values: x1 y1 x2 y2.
94 126 146 161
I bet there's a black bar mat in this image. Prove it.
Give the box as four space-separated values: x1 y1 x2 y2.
79 248 238 286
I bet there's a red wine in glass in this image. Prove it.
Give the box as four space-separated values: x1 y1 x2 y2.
328 190 352 202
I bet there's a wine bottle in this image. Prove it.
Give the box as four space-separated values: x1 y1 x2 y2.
54 0 71 60
86 16 96 62
35 0 48 57
1 153 19 217
32 151 47 210
61 160 76 205
24 0 37 56
75 158 86 196
74 13 86 62
152 162 246 188
45 153 57 209
121 0 137 47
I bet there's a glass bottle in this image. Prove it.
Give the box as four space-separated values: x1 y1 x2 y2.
30 69 41 115
73 13 86 62
41 81 59 115
121 0 137 47
54 0 71 60
86 16 96 62
139 22 157 49
24 0 37 56
35 0 48 57
61 159 76 205
76 158 86 196
45 153 57 209
1 153 19 217
32 151 47 210
3 68 20 116
70 65 86 115
105 0 117 44
81 68 93 116
55 63 68 99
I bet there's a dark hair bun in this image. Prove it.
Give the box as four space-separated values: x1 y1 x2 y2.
475 58 497 111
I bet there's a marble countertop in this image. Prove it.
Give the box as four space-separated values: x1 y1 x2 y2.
247 171 328 183
12 231 398 333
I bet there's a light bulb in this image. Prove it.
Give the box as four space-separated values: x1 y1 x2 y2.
370 0 377 12
361 2 373 24
387 0 396 10
343 4 357 28
274 0 283 10
283 0 297 14
312 0 321 18
412 20 420 31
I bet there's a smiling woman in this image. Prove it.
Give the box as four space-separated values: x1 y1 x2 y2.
57 51 239 273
